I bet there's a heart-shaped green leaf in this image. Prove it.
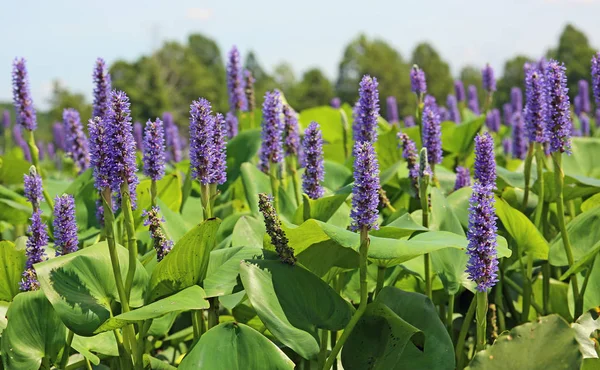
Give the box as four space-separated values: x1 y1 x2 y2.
71 331 119 365
0 240 26 301
549 206 600 266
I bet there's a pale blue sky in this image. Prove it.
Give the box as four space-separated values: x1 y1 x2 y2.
2 0 599 109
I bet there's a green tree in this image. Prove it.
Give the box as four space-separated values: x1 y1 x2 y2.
495 55 532 109
46 80 92 124
411 43 453 104
287 68 334 111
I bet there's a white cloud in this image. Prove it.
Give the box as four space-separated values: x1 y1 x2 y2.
186 8 213 20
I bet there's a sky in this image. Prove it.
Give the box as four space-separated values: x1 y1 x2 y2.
1 0 600 109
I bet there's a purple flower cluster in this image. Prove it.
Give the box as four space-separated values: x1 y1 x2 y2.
88 117 111 191
330 97 341 109
63 109 91 173
243 69 256 112
576 80 591 115
512 112 527 159
283 105 300 156
190 98 227 185
143 206 173 261
227 46 246 112
92 58 112 120
404 116 415 128
454 166 471 190
386 96 399 124
592 52 600 105
524 67 548 143
143 118 166 181
422 96 443 166
225 111 238 139
163 112 183 163
53 122 66 151
12 58 37 131
211 114 227 185
482 64 496 93
447 95 461 123
24 167 43 208
258 91 284 173
511 87 523 114
353 75 380 144
53 194 78 256
133 122 144 151
410 65 427 95
502 103 513 126
350 141 380 232
485 109 501 132
467 85 480 114
258 193 296 265
301 122 325 199
20 209 48 291
545 60 572 154
474 132 496 188
502 138 512 157
581 115 590 137
438 107 449 122
455 80 466 102
398 132 419 192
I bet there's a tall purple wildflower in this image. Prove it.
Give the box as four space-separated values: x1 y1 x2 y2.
211 113 227 185
133 121 143 151
12 58 37 131
350 141 380 232
482 64 496 93
143 118 166 181
591 52 600 105
353 75 380 144
502 103 513 126
2 110 10 130
577 80 591 114
53 122 66 151
455 80 466 102
190 98 217 184
512 112 527 159
63 109 90 173
574 96 582 117
243 69 256 112
580 115 590 137
422 96 443 166
53 194 78 256
511 87 523 114
474 132 496 188
258 91 284 173
330 97 341 109
545 60 572 154
454 166 471 190
162 112 183 163
447 95 461 123
24 167 43 208
92 58 112 120
386 96 399 124
88 117 111 192
485 109 501 132
502 138 512 157
398 132 419 192
227 46 246 112
21 168 47 291
106 90 139 209
467 85 480 114
410 65 427 96
283 105 300 156
404 116 415 128
225 111 238 139
302 122 325 199
143 206 173 261
524 67 548 143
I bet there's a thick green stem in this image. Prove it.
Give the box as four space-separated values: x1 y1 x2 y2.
456 295 477 370
552 154 581 317
522 145 535 210
533 145 545 228
269 164 280 212
494 275 506 332
476 292 488 351
150 179 157 208
323 227 370 370
207 297 219 329
542 262 550 315
192 311 202 341
59 330 75 369
289 157 302 206
375 266 386 298
180 166 193 213
447 294 455 337
200 183 211 220
25 129 54 208
520 252 534 322
579 257 596 312
120 182 138 302
317 329 329 369
420 181 432 299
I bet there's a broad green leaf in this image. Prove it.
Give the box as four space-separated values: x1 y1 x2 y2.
532 172 600 202
231 215 264 249
323 160 352 191
298 106 345 143
441 117 484 157
35 242 149 336
96 285 208 332
225 129 262 187
293 193 350 224
466 315 582 370
1 290 66 370
563 138 600 178
239 259 353 359
62 168 97 229
144 354 178 370
135 172 183 222
376 126 401 171
0 241 26 301
240 162 271 216
429 187 465 236
148 219 220 301
549 206 600 266
0 185 31 224
582 192 600 212
495 197 549 259
156 197 192 243
342 300 424 370
0 149 31 185
178 322 294 370
71 332 119 366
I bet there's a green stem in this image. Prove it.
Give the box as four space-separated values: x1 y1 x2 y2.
323 227 370 370
503 275 544 315
192 311 201 341
533 144 545 228
25 129 54 209
578 257 596 313
207 297 219 329
120 182 138 302
137 321 151 366
60 330 75 369
269 164 280 212
447 294 455 337
375 266 385 298
150 179 157 208
456 295 477 370
552 153 581 317
420 181 432 299
200 183 211 220
180 166 193 213
520 252 533 322
522 145 534 210
542 262 550 315
290 157 302 206
494 275 506 332
340 109 350 160
476 292 488 352
318 329 329 369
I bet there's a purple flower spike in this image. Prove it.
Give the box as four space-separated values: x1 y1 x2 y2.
485 109 501 133
47 143 55 160
350 141 380 232
466 181 499 292
53 122 66 151
524 68 548 143
63 108 91 174
243 69 256 112
502 103 513 126
302 122 325 199
258 91 284 173
511 87 523 114
2 110 10 129
20 209 48 291
24 167 43 209
143 118 166 181
455 80 466 102
404 116 415 128
283 105 300 156
88 117 111 191
591 52 600 105
12 58 37 131
410 65 427 95
225 111 238 139
133 121 143 151
574 96 582 117
545 60 572 154
190 98 217 184
92 58 112 120
211 113 227 185
467 85 480 114
53 194 78 256
438 107 449 122
578 80 591 114
474 132 496 188
353 75 380 144
422 96 443 166
330 97 341 109
162 112 183 163
107 90 139 209
447 95 461 123
482 64 496 93
512 112 527 160
386 96 399 124
143 206 173 261
398 132 419 192
502 138 512 157
580 115 590 137
454 166 471 190
227 46 246 112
